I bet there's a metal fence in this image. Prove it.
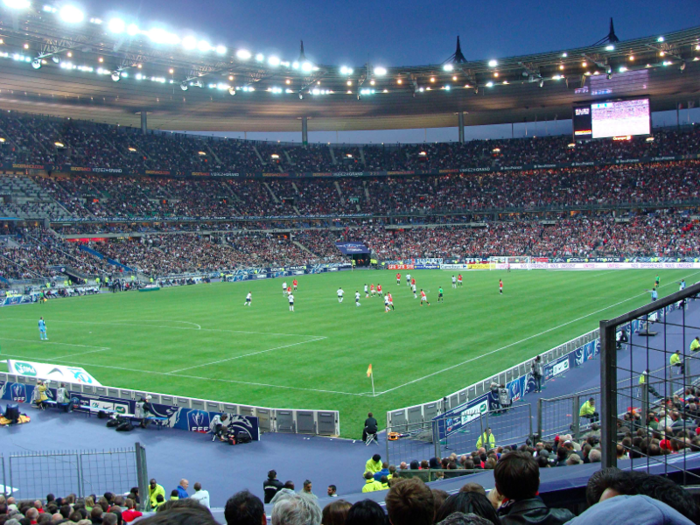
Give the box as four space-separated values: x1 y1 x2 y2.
600 282 700 485
386 404 533 465
0 444 149 508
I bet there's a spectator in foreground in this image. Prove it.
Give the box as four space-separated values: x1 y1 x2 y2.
321 499 351 525
138 506 219 525
345 499 387 525
493 451 574 525
224 490 265 525
434 492 501 525
271 492 322 525
564 495 693 525
385 478 435 525
190 483 210 509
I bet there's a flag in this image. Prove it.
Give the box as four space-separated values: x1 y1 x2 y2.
366 364 373 378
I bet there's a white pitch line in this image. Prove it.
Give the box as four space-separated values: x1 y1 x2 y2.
0 353 365 397
0 338 106 350
0 319 322 338
167 337 327 374
376 270 700 396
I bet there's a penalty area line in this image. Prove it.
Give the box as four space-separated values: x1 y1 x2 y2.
375 270 700 397
0 352 366 397
0 338 112 360
167 337 327 374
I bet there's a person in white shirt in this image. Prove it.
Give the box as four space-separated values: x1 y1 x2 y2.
412 283 418 298
406 273 411 286
452 275 457 289
190 482 210 508
355 291 361 307
337 288 344 303
282 282 287 294
244 292 252 306
364 284 369 298
288 293 294 312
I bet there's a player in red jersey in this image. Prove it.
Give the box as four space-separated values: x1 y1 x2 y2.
387 292 395 310
420 289 430 306
411 278 416 287
377 284 383 296
457 274 463 286
396 272 401 285
293 279 298 291
499 279 503 295
370 284 376 296
287 286 292 295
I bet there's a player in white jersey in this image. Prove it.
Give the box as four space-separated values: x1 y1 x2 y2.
412 283 417 298
288 293 295 312
355 291 361 306
384 294 391 312
406 273 411 286
452 275 457 289
282 281 288 295
337 287 344 303
244 292 252 306
364 284 369 298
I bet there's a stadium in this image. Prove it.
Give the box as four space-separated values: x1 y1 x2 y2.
0 0 700 523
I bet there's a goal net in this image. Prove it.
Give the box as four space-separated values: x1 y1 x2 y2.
488 256 532 270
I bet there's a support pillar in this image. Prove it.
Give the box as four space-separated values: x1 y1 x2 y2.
141 111 147 135
301 116 308 146
458 112 465 144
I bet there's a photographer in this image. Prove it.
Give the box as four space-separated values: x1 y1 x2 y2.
210 413 228 440
135 395 154 428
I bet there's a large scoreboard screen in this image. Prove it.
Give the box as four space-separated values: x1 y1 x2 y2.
573 98 651 139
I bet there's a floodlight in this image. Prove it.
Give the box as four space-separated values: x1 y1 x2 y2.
197 41 211 52
215 45 226 55
443 63 454 72
180 82 188 91
111 71 121 82
149 28 179 45
292 61 300 69
268 56 280 67
126 24 139 36
340 66 353 75
605 45 615 51
485 81 494 87
374 66 387 76
488 59 498 67
31 58 41 69
3 0 30 9
255 53 264 62
54 141 65 148
228 87 235 95
538 78 544 88
182 36 197 50
236 49 251 60
657 36 664 42
301 61 313 72
59 5 84 24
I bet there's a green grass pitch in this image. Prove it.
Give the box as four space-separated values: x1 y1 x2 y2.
0 269 694 436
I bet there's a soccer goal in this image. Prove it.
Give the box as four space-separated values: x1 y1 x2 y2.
488 256 532 270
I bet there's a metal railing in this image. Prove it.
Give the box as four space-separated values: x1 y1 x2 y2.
600 283 700 485
1 444 149 508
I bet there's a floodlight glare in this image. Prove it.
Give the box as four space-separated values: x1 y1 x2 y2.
197 41 211 52
268 56 280 67
236 49 251 60
182 36 197 50
255 53 264 62
59 5 84 23
443 63 454 72
228 87 236 95
374 66 387 76
292 61 300 69
126 24 140 36
108 18 125 34
301 61 313 72
111 71 121 82
215 45 226 55
31 58 41 69
180 82 188 91
149 28 179 45
3 0 31 9
605 44 615 51
51 56 59 63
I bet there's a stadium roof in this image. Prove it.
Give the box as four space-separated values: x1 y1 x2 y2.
0 4 699 132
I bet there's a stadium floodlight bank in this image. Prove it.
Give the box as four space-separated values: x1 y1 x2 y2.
599 282 700 484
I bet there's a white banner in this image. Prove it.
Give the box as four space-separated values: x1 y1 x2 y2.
495 262 700 271
441 264 470 270
6 360 102 386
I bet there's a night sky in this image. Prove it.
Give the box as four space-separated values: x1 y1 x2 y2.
81 0 700 142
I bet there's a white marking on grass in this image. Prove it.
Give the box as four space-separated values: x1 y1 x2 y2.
167 337 327 374
0 352 365 396
376 270 700 396
0 338 112 360
0 319 321 338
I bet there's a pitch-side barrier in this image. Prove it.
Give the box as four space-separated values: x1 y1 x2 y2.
0 373 340 437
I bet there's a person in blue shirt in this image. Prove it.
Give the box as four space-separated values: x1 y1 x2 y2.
648 287 658 302
176 479 189 499
38 317 48 340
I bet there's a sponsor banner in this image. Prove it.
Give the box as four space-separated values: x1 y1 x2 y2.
414 264 440 270
496 262 700 271
388 264 414 270
89 399 129 414
6 360 101 386
435 393 490 439
467 263 491 270
441 264 469 270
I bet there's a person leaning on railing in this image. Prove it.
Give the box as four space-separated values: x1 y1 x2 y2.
579 398 599 423
476 428 495 450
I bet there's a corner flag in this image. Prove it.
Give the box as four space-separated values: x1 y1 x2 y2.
366 364 373 377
